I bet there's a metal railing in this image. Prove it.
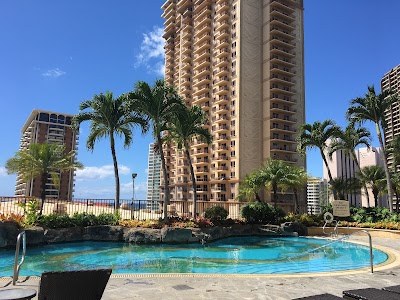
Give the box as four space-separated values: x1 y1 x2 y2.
13 231 26 285
288 229 374 273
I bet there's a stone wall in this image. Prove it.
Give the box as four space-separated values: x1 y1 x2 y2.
0 221 303 249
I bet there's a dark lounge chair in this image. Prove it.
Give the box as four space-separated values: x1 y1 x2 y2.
293 294 343 299
38 269 112 300
343 288 400 299
383 285 400 294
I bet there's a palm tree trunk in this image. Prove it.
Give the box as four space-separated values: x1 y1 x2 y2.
110 134 120 212
373 191 378 207
293 189 299 214
184 145 197 217
376 125 394 212
321 150 338 200
39 172 47 215
273 183 278 207
395 189 399 212
255 193 261 202
158 134 169 221
351 152 370 207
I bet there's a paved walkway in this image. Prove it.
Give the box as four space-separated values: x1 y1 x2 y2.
2 236 400 299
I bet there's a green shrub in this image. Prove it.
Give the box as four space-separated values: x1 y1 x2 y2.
204 206 228 222
96 213 119 226
241 201 285 224
38 214 73 229
36 212 120 229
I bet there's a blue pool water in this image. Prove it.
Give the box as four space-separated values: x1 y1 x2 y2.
0 237 388 276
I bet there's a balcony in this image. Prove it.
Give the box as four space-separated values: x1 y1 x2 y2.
215 11 229 23
216 1 229 12
193 84 210 96
213 96 229 105
215 86 229 96
193 75 211 87
193 93 211 105
270 86 295 95
214 57 229 68
269 76 295 86
194 1 212 14
193 67 211 79
215 29 229 40
215 76 229 86
214 125 229 133
196 23 211 35
270 18 295 31
270 145 296 153
270 36 295 49
195 32 211 44
194 49 211 61
214 115 229 124
270 0 295 13
214 105 229 113
270 8 295 22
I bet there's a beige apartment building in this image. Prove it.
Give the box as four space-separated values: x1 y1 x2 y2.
161 0 305 210
382 64 400 171
15 110 79 200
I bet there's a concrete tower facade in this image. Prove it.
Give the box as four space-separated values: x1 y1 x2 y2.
146 143 162 210
161 0 305 211
15 110 79 200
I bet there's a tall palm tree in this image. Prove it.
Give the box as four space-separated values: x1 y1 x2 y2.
357 165 386 208
73 91 147 211
329 177 361 201
328 124 371 206
387 136 400 171
126 80 185 220
237 169 265 202
6 143 83 214
282 165 308 213
297 120 341 198
390 171 400 212
346 85 398 212
168 105 212 217
261 159 290 207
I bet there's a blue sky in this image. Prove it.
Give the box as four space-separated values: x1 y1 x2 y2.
0 0 399 200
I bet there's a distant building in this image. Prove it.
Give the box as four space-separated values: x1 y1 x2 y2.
307 177 327 214
15 110 79 200
323 141 386 207
146 143 161 210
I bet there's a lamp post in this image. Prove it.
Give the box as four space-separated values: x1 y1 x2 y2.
131 173 137 220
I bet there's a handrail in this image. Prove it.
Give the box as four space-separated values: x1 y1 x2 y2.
13 231 26 285
288 230 374 273
323 220 338 238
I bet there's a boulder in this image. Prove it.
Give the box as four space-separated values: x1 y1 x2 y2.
83 225 123 241
281 222 307 236
0 221 20 247
44 227 83 243
25 227 45 245
161 227 192 243
123 228 161 243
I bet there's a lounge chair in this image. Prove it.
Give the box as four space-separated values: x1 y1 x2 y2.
383 285 400 294
293 294 343 299
343 287 400 299
38 269 112 300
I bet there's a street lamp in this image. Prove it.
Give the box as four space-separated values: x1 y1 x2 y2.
131 173 137 220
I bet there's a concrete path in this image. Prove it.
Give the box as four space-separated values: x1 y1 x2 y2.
2 236 400 299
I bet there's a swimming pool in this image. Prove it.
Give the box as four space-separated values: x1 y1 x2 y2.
0 237 388 276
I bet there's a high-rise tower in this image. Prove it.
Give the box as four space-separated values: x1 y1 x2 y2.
382 64 400 170
161 0 305 210
146 143 162 210
15 110 79 200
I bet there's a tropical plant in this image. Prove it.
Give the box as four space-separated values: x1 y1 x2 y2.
346 85 399 212
241 201 285 224
386 135 400 171
357 165 386 208
328 124 371 206
168 105 212 217
297 120 341 198
329 177 361 201
282 165 308 213
390 171 400 212
260 159 291 207
6 143 82 215
237 168 265 202
73 91 147 211
204 206 228 222
126 80 185 220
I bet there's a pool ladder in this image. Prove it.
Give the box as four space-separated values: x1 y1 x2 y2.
13 231 26 285
289 230 374 273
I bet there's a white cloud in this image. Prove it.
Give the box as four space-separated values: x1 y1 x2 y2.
0 167 7 176
76 164 131 181
135 26 165 76
42 68 66 78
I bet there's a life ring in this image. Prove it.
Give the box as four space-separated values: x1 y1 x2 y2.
323 212 334 223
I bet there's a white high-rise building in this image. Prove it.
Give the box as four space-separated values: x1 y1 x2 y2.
146 143 162 211
307 177 327 214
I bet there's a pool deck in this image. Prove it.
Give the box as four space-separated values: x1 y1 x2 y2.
2 236 400 299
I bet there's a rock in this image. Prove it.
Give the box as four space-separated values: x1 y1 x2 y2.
281 222 308 236
123 228 161 243
161 227 192 243
44 227 83 243
0 221 20 247
83 225 123 241
25 226 45 245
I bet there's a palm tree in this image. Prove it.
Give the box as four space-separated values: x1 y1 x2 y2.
329 177 361 201
168 105 212 217
328 124 371 206
261 159 290 207
237 169 265 202
387 136 400 171
357 165 386 207
73 91 147 211
126 80 185 220
346 85 398 212
6 143 83 214
297 120 341 198
282 165 308 213
390 171 400 212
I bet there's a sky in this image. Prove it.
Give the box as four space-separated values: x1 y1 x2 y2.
0 0 399 200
